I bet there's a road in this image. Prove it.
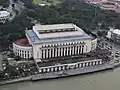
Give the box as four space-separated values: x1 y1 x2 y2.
6 0 25 21
98 37 120 63
7 0 16 21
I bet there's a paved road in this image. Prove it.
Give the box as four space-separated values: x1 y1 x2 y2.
7 0 16 21
0 52 3 70
6 0 25 21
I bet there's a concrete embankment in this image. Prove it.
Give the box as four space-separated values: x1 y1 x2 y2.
0 76 31 85
31 63 114 81
0 63 115 85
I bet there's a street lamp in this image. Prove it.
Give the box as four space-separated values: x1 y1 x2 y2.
16 67 19 70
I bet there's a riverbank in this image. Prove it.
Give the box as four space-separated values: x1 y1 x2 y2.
0 62 115 86
0 76 31 85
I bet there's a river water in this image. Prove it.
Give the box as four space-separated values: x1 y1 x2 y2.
0 68 120 90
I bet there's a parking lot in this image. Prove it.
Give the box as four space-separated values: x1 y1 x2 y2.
98 37 120 62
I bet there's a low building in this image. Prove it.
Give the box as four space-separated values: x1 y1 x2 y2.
0 11 10 23
106 27 120 42
13 23 97 61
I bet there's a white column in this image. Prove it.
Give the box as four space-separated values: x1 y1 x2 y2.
24 51 25 58
64 47 66 56
51 67 53 72
49 49 51 58
62 66 65 70
55 67 57 71
78 46 80 54
47 68 50 72
39 69 42 73
96 61 98 65
52 48 54 57
61 47 63 57
80 46 82 54
86 62 88 66
43 50 45 59
75 46 77 55
72 46 74 55
69 46 71 55
55 48 57 57
39 49 42 59
89 62 92 66
58 48 60 57
92 62 95 66
99 61 102 64
67 47 69 56
83 63 85 67
43 68 46 72
79 63 81 67
76 64 78 68
59 66 61 71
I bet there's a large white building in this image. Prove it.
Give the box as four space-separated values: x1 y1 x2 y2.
13 23 97 62
0 11 10 23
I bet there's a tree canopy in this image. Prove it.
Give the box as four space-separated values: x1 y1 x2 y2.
27 0 120 31
0 0 9 7
1 0 120 48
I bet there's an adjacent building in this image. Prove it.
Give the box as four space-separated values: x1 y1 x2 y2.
13 23 97 62
85 0 120 13
106 27 120 42
0 11 10 23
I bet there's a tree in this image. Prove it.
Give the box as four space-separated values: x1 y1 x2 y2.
0 0 9 7
14 56 21 61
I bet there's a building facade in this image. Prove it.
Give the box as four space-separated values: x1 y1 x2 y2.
13 23 97 60
0 11 10 23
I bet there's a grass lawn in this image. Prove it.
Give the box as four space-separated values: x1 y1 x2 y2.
33 0 61 5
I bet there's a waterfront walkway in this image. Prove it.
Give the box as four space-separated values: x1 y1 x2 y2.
0 62 113 85
0 76 31 85
32 63 113 80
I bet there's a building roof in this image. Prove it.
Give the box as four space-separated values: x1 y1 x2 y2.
26 23 92 44
0 11 10 17
33 23 75 31
25 30 40 44
15 37 31 47
39 31 83 39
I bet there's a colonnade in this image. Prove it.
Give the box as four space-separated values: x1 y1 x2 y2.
41 45 84 59
13 43 32 58
39 60 102 73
